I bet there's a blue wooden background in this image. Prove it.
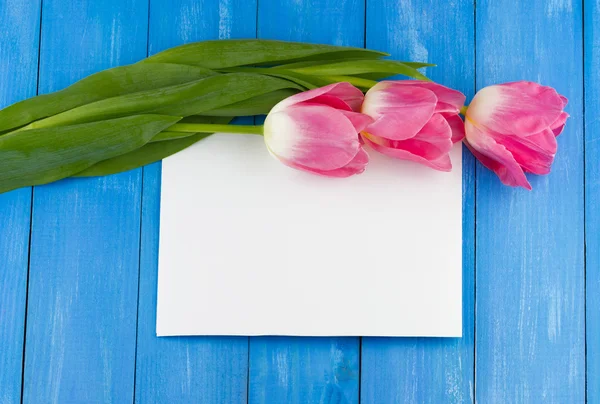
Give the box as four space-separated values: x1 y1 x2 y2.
0 0 595 402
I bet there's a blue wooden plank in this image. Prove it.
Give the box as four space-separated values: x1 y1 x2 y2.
585 0 600 402
475 1 585 402
249 337 359 404
20 1 148 402
248 2 363 404
133 1 256 402
0 4 41 403
359 1 475 403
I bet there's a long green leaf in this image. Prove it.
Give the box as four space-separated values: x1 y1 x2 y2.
287 59 430 81
76 117 234 176
274 59 434 70
196 89 298 116
143 39 387 68
354 69 432 81
75 134 208 177
353 72 401 80
219 67 335 90
178 115 233 124
151 116 231 141
249 71 329 89
148 131 195 142
0 114 180 194
20 73 301 130
0 63 215 134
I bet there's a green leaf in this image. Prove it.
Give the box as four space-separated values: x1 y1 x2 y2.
148 131 194 142
197 89 298 116
143 39 387 69
0 114 180 194
77 117 234 176
77 117 233 176
20 73 302 130
319 75 378 90
287 59 430 81
354 65 433 81
353 72 399 80
254 71 335 89
178 115 233 125
151 116 231 141
218 67 335 90
274 59 434 70
74 134 209 177
0 63 215 134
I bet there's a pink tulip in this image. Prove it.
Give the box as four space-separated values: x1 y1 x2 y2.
463 81 568 190
360 81 466 171
263 83 373 177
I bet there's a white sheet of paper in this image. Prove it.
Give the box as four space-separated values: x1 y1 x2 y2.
157 133 462 337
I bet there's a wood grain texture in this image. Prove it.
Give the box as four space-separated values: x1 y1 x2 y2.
249 337 359 404
360 1 476 403
0 4 41 403
475 1 585 403
248 1 364 403
585 0 599 402
133 1 256 402
20 0 148 402
0 1 593 403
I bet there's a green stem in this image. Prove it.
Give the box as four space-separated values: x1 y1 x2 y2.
167 123 264 135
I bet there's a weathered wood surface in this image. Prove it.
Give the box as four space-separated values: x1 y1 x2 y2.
0 0 593 402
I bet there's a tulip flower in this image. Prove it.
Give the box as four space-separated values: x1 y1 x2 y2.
263 82 373 177
463 81 568 190
360 81 466 171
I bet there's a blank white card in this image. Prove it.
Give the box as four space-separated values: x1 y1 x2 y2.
157 133 462 337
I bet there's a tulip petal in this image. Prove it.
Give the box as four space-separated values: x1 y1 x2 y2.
362 114 453 171
333 147 369 176
366 114 453 159
340 110 374 133
492 126 557 175
493 129 556 175
435 102 463 114
465 119 531 189
305 94 352 111
522 128 558 155
559 95 568 108
264 104 361 171
272 82 364 113
407 113 453 157
362 82 437 140
363 135 452 171
394 81 467 112
286 147 369 178
467 81 564 136
443 113 466 143
550 111 569 137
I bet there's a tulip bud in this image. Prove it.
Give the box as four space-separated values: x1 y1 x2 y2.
463 81 568 190
263 83 373 177
360 81 466 171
